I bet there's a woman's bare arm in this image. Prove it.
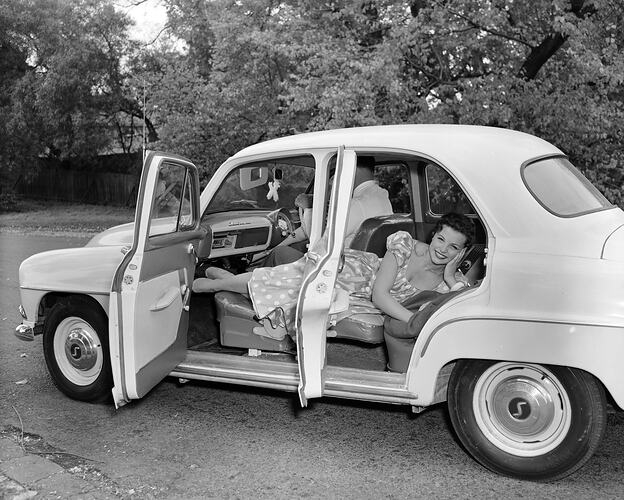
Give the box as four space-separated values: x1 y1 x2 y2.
372 252 413 323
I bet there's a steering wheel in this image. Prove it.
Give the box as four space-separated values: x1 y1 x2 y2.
268 207 296 239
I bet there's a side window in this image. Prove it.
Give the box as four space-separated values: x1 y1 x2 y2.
149 162 194 237
375 163 411 213
426 164 475 215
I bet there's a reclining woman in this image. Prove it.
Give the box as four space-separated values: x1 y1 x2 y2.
193 208 474 339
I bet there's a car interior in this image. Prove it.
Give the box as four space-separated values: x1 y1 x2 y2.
186 152 487 373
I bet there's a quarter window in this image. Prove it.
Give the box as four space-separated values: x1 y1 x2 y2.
522 157 612 217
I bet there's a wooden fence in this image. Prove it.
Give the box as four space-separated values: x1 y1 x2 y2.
15 169 140 206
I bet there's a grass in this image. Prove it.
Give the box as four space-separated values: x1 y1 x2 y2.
0 199 135 236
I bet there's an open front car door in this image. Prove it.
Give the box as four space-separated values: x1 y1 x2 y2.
109 152 204 407
296 148 357 406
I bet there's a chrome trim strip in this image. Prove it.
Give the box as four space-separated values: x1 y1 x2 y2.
19 286 109 295
420 316 624 357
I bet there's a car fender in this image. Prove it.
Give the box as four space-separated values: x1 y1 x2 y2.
18 246 123 324
406 317 624 408
20 246 124 293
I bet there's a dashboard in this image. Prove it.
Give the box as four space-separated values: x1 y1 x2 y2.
198 209 297 260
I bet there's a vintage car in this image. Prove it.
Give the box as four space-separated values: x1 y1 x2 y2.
15 125 624 481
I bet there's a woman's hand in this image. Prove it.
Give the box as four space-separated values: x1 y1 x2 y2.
444 247 466 287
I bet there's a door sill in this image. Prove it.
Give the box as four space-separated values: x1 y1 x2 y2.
170 350 415 405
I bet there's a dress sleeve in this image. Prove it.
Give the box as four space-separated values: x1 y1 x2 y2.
386 231 414 268
454 270 469 286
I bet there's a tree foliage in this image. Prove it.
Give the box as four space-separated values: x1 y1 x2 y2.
0 0 139 179
146 0 622 203
1 0 622 205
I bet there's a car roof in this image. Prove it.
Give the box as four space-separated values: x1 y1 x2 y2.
231 124 560 169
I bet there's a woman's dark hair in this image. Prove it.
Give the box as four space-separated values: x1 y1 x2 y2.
433 212 475 248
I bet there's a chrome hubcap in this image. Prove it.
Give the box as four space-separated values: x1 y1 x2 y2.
473 363 571 457
65 328 98 371
54 317 103 386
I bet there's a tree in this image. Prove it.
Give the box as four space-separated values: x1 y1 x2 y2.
0 0 140 182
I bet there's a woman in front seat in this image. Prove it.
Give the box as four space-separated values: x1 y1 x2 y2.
193 213 474 339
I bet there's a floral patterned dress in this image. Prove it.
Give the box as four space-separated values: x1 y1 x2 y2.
247 230 465 333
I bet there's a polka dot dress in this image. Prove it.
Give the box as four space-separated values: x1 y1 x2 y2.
248 249 381 333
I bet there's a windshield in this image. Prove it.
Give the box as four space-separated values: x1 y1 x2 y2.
206 156 315 213
522 157 612 217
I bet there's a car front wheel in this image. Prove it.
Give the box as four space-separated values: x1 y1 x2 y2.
448 360 607 481
43 299 112 403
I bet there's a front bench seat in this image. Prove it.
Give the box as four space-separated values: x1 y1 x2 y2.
214 291 385 352
215 218 485 352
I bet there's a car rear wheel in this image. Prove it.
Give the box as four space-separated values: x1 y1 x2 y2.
448 360 606 481
43 299 112 403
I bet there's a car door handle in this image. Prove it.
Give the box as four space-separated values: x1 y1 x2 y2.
150 288 179 311
187 243 198 264
337 253 345 273
306 251 320 264
181 284 191 311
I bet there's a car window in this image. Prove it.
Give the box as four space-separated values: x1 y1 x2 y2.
426 164 475 215
149 162 195 237
326 156 412 214
206 156 315 214
375 163 411 213
522 157 612 217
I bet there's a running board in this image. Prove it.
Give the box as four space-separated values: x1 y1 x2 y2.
170 351 416 405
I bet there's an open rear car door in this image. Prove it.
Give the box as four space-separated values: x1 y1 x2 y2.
296 148 357 406
109 152 205 407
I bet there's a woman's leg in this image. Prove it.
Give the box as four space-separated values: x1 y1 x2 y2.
192 271 253 294
204 267 235 279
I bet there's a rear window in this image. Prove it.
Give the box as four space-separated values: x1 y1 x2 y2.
522 157 612 217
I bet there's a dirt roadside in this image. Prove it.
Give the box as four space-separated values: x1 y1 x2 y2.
0 201 134 236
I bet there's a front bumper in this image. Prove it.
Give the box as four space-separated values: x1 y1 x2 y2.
15 323 35 341
15 304 35 341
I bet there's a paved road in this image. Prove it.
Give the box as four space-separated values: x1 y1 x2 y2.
2 232 624 499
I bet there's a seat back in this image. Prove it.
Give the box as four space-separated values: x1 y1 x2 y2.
349 215 415 257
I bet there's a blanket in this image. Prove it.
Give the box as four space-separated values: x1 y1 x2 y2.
384 288 469 340
383 288 469 372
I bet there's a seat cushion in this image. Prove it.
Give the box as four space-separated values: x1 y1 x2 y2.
331 313 385 344
214 291 385 346
214 291 294 352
